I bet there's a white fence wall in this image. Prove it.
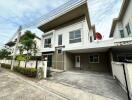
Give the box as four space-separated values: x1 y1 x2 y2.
26 61 36 68
0 60 42 68
112 61 132 99
111 62 126 90
0 60 12 65
20 61 26 68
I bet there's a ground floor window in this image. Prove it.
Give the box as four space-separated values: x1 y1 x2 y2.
89 55 99 63
57 48 63 54
117 54 132 62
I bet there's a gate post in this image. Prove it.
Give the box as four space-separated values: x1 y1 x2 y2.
43 60 47 78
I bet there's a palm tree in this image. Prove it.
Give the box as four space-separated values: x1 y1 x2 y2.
20 30 36 68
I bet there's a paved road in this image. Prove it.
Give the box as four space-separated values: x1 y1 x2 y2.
0 68 66 100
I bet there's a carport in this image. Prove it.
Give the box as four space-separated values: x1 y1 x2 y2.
64 46 112 73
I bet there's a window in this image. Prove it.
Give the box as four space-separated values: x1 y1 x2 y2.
44 38 51 48
69 29 81 43
57 48 62 54
76 56 80 63
117 55 132 62
117 55 126 62
120 30 124 38
90 36 92 42
126 23 131 35
89 55 99 63
58 34 62 45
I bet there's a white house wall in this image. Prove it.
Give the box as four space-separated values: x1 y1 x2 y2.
113 0 132 39
41 18 90 52
113 22 124 38
122 0 132 37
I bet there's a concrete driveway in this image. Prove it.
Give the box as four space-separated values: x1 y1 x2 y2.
48 71 128 100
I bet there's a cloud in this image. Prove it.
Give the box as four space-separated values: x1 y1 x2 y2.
88 0 122 39
0 0 122 47
0 0 68 47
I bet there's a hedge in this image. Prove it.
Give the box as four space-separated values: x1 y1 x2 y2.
1 63 37 77
13 67 37 77
1 64 11 69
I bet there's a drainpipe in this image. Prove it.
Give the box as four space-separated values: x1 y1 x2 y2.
122 63 131 100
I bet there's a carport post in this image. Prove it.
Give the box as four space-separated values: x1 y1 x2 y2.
110 51 115 78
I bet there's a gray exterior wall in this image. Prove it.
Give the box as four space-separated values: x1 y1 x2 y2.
52 48 64 70
64 52 111 73
43 51 111 73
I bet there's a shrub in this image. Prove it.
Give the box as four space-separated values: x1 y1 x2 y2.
1 64 11 69
13 67 37 77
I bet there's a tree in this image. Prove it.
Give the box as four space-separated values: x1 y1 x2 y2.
0 48 11 59
32 40 38 56
19 30 37 68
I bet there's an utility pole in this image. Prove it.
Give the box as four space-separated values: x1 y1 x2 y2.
11 26 22 70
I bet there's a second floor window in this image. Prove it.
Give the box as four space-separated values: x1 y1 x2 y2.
44 38 51 48
69 29 81 43
90 36 92 42
58 34 62 46
120 30 124 38
126 23 131 35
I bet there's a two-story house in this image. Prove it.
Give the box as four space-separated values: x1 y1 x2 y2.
5 32 41 57
38 0 112 72
109 0 132 62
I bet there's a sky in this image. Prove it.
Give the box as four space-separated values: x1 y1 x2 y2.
0 0 122 48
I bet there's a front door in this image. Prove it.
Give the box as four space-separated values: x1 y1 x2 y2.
43 54 52 67
47 55 52 67
75 56 80 68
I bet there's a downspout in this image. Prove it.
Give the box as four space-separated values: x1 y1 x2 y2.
122 64 131 100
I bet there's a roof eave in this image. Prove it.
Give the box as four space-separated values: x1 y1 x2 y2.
38 0 92 32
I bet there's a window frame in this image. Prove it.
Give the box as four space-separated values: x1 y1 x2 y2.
57 48 63 54
126 23 131 35
89 55 99 63
44 38 51 48
58 34 62 46
119 30 125 38
90 36 93 42
69 29 82 44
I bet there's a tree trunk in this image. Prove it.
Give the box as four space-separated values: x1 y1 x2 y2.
35 60 38 69
18 60 20 67
25 60 27 68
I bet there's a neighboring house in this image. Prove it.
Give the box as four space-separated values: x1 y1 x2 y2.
109 0 132 62
38 0 112 72
5 33 41 57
